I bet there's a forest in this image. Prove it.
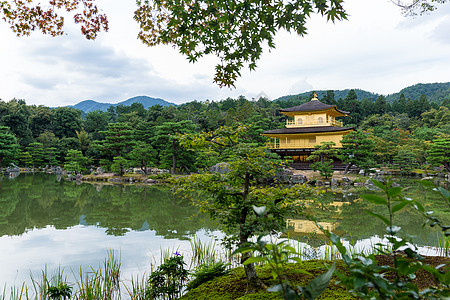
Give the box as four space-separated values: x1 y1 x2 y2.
0 88 449 175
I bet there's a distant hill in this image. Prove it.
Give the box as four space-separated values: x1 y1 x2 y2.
385 82 450 104
68 96 176 113
275 89 380 104
275 82 450 104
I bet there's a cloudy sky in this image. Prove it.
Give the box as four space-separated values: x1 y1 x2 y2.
1 0 450 107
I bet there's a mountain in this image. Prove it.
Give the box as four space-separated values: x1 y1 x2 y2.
68 96 176 113
275 89 380 103
385 82 450 104
275 82 450 104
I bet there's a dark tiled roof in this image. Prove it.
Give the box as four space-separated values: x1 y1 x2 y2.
280 100 349 115
263 126 355 135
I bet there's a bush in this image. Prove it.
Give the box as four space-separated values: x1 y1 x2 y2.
187 261 230 291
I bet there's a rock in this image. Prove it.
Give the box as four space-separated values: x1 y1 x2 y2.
96 167 104 175
75 174 82 180
209 162 231 174
342 177 353 185
291 174 307 184
316 180 324 186
365 179 381 191
331 178 338 186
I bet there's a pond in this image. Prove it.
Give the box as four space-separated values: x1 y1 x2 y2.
0 173 220 289
0 174 448 290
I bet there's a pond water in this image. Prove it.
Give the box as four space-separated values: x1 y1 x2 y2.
0 174 448 289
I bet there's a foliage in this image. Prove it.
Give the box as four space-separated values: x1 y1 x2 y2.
98 122 135 158
0 0 108 38
127 141 157 174
146 254 189 299
234 227 336 300
310 160 334 180
64 149 88 173
308 142 337 179
111 156 129 176
175 124 315 290
134 0 347 87
319 178 450 299
427 135 450 172
187 261 231 291
0 126 19 167
339 131 375 174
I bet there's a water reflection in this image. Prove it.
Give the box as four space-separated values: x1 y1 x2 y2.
0 173 216 238
284 182 449 248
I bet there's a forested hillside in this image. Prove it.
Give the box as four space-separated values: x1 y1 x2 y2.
0 89 449 174
277 82 450 106
68 96 176 113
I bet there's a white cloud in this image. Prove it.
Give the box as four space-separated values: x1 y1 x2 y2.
1 0 450 106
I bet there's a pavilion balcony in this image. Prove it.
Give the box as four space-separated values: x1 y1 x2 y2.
285 120 343 128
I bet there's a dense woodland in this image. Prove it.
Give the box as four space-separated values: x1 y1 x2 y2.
0 89 449 174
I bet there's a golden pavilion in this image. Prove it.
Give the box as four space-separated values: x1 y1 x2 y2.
262 93 355 169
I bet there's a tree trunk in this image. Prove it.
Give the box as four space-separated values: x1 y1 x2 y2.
239 173 266 293
172 140 176 174
344 162 352 174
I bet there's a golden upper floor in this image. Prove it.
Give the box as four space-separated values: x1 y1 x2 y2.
280 93 348 128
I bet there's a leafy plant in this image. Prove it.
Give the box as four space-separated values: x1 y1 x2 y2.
319 178 450 299
187 261 231 291
146 253 189 299
234 206 336 300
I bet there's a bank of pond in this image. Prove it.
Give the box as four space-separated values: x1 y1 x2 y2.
0 173 448 298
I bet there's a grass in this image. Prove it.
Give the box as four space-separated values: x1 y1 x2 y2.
2 236 448 299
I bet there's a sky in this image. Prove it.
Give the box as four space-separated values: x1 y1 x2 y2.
1 0 450 107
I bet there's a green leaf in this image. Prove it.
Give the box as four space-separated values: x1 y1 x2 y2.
366 210 390 225
370 179 387 191
302 262 336 300
387 186 402 197
392 200 411 213
242 256 265 265
437 187 450 200
361 194 388 205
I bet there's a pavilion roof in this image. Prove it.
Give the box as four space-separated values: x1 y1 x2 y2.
279 99 349 115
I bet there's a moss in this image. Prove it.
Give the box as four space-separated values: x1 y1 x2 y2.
181 261 356 300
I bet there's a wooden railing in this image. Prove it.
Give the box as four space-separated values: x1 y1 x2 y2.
285 120 343 127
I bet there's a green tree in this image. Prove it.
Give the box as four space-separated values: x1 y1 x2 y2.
393 148 419 174
98 122 135 158
111 156 129 176
0 126 19 168
29 105 54 138
134 0 347 87
18 150 33 167
27 142 45 167
307 141 338 179
152 120 197 174
76 129 91 156
175 124 314 291
127 141 157 174
64 149 88 173
339 131 375 174
427 136 450 172
52 107 82 138
84 110 109 140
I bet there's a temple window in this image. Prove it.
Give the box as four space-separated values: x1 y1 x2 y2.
297 118 303 125
318 117 324 123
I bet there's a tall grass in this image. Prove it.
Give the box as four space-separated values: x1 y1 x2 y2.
75 249 121 299
437 231 450 257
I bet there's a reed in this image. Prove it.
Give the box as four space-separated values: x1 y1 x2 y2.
437 231 450 257
189 236 218 268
